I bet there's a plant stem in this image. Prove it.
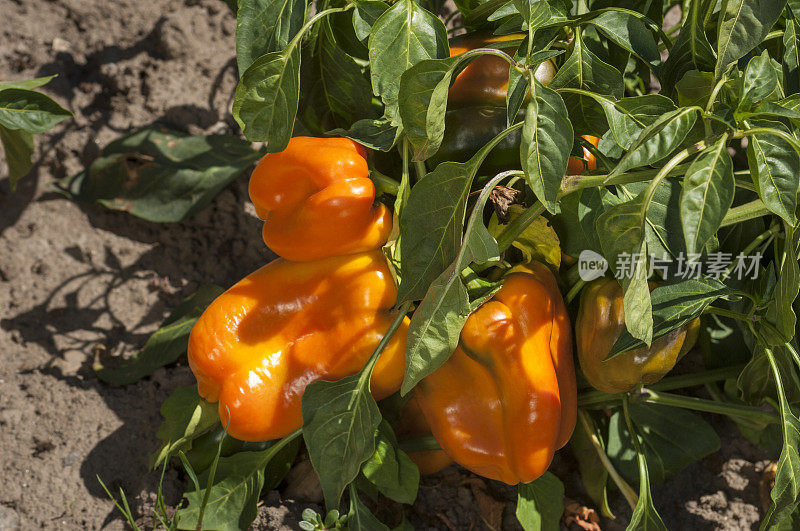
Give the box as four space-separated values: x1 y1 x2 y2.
565 278 585 304
703 306 754 322
414 160 427 181
719 199 770 227
577 365 745 407
398 434 442 453
364 301 412 376
496 199 544 253
577 410 638 510
640 390 779 424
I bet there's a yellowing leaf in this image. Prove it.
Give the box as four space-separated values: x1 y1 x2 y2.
489 206 561 268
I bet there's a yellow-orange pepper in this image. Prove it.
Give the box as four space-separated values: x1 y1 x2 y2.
414 262 577 484
249 137 392 261
576 278 700 394
188 250 409 441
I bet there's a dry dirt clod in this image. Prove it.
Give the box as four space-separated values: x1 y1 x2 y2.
461 477 505 531
564 498 601 531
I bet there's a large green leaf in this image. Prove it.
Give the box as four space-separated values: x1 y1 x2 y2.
515 472 564 531
548 31 624 132
233 40 301 148
302 373 381 510
401 174 503 394
235 0 306 74
716 0 787 78
762 350 800 528
586 10 660 68
150 385 218 470
680 136 735 255
520 82 573 213
0 88 71 134
329 116 400 151
609 107 698 177
739 51 780 111
765 223 800 344
398 55 460 160
0 75 57 91
179 435 299 531
397 125 519 302
56 129 261 222
0 125 34 188
597 190 652 344
551 186 607 256
660 0 715 94
95 285 224 384
608 404 720 486
746 123 800 225
319 20 374 123
368 0 448 120
361 421 419 504
785 6 800 96
348 485 390 530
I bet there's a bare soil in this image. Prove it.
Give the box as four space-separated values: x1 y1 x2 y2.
0 0 773 529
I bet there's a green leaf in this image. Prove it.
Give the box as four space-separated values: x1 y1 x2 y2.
319 20 374 123
397 125 519 302
361 421 420 504
549 31 624 132
0 125 34 188
55 129 261 222
488 206 561 268
588 93 677 150
785 6 800 95
353 1 389 42
551 187 607 256
330 116 400 151
746 123 800 225
368 0 448 120
715 0 787 78
179 435 299 531
235 0 306 74
150 386 219 470
680 135 735 255
597 190 652 345
609 107 698 178
302 373 381 509
762 350 800 528
398 55 460 160
765 223 800 344
233 41 301 148
520 81 573 213
660 0 715 94
737 343 800 404
626 447 667 531
513 0 551 41
515 472 564 531
609 278 733 357
618 180 685 261
0 88 71 134
348 485 390 531
401 173 504 394
739 51 779 111
587 10 660 68
608 404 720 487
0 75 57 91
675 71 716 108
96 285 223 384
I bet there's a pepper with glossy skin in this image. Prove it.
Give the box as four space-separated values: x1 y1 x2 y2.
249 136 392 261
576 278 701 394
414 262 576 484
188 250 409 442
431 33 598 174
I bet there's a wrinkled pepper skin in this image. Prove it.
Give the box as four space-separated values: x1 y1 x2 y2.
188 250 409 442
395 395 453 475
415 262 577 484
576 278 700 394
249 137 392 261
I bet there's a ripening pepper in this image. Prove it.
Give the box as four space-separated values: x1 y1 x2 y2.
187 250 409 442
249 136 392 261
431 33 598 174
414 262 577 484
576 278 701 394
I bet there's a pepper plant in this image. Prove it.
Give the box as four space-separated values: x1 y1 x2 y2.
80 0 800 528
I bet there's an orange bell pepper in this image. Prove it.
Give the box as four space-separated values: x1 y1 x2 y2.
188 250 409 441
414 262 577 484
249 137 392 261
